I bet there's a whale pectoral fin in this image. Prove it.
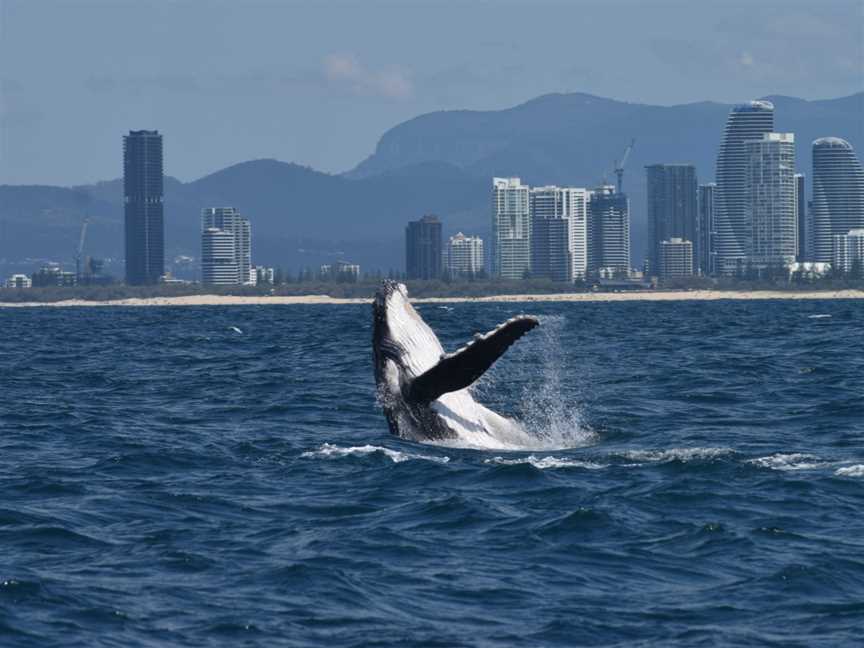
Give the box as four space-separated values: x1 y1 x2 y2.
407 316 539 403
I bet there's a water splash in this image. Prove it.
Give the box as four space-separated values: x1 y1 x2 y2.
501 314 595 450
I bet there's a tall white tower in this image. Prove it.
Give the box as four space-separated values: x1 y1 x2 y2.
714 100 775 274
745 133 797 268
811 137 864 263
492 177 531 279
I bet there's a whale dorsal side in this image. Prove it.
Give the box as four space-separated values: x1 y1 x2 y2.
407 315 539 404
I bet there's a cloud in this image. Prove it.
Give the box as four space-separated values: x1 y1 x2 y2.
323 53 413 99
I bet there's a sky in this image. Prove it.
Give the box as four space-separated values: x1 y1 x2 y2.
1 0 862 185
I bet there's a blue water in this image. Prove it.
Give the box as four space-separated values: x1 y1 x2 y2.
2 299 863 646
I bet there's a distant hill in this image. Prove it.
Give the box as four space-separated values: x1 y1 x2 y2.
2 91 861 274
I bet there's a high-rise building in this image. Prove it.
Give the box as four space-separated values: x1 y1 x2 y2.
492 178 531 279
445 232 484 278
124 130 164 285
645 164 698 275
659 238 694 279
201 207 252 285
810 137 864 263
405 215 442 280
714 101 775 274
529 186 589 282
833 229 864 275
698 183 717 275
794 173 806 261
588 185 630 276
745 133 797 269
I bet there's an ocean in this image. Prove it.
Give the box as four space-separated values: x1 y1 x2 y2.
2 299 863 646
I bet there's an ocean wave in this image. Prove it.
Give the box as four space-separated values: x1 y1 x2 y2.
747 453 835 471
835 464 864 477
484 455 607 470
301 443 450 464
618 447 734 463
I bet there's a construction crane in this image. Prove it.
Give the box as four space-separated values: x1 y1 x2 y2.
613 138 636 194
75 217 89 283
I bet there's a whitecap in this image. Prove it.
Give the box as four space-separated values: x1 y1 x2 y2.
619 447 733 463
484 455 606 470
807 314 832 319
301 443 450 464
747 453 833 471
835 464 864 477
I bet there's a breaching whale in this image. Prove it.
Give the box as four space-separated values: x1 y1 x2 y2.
372 281 539 445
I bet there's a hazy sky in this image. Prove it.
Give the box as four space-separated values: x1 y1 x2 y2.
1 0 862 185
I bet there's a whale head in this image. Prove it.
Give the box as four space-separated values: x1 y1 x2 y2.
372 280 539 444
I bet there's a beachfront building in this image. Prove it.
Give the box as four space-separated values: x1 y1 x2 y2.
744 133 797 270
714 101 775 275
4 274 32 288
406 215 442 280
645 164 698 276
658 238 694 279
124 130 164 285
698 183 717 275
795 173 807 261
588 185 630 277
445 232 484 278
492 177 531 279
529 186 590 282
810 138 864 263
201 207 252 286
320 261 361 282
832 229 864 275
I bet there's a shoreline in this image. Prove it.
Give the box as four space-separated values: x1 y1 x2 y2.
2 289 864 307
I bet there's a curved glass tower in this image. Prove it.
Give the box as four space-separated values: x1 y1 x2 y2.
811 137 864 263
714 101 774 274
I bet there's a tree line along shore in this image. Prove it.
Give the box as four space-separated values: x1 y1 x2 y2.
3 276 864 304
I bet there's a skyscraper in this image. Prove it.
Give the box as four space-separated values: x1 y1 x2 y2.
698 183 717 275
445 233 484 278
529 186 589 282
810 137 864 263
745 133 797 269
124 130 164 285
588 185 630 276
492 178 531 279
794 173 806 261
201 207 252 285
405 215 442 280
645 164 698 275
714 101 774 274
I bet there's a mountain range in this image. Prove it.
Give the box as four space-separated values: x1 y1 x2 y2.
1 91 861 274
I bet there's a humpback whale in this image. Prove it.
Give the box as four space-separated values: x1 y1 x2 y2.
372 281 539 445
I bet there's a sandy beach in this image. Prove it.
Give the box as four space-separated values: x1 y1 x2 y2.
2 289 864 307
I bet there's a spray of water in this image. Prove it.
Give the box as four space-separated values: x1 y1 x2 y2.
473 314 596 450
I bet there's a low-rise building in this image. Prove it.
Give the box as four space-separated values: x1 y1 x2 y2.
320 261 360 282
445 232 484 278
5 274 32 289
31 264 76 287
659 238 694 279
833 229 864 275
